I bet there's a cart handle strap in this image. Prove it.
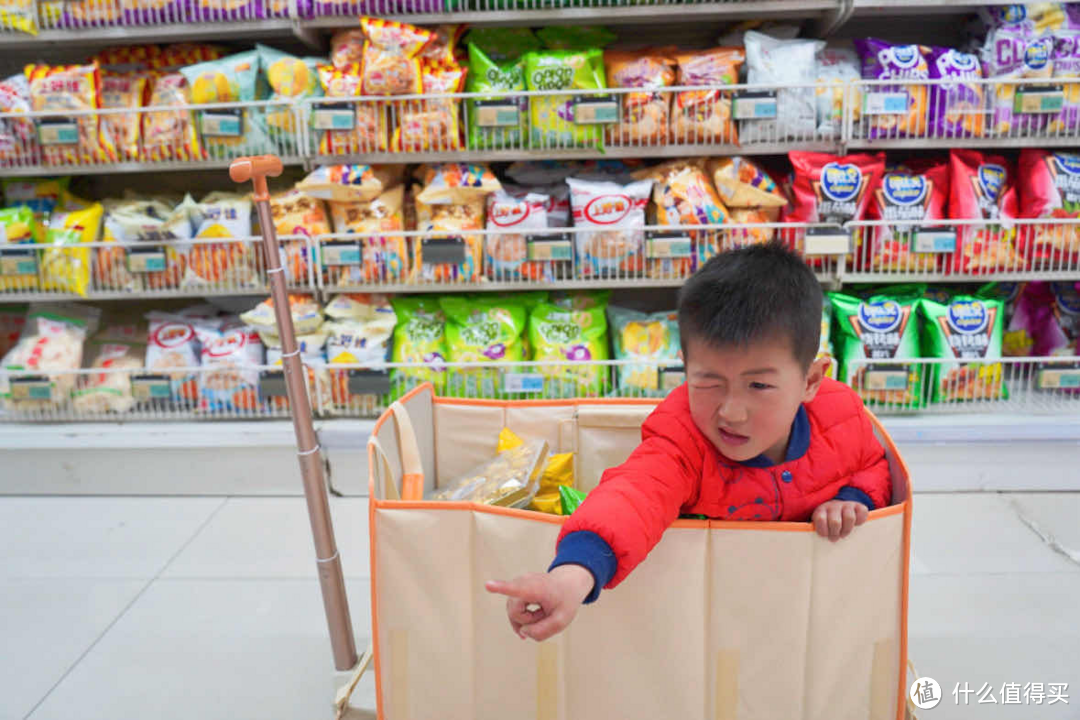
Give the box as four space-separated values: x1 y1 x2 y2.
390 401 425 501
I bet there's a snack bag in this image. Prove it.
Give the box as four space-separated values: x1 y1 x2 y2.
484 188 561 282
0 74 35 166
427 438 548 508
634 159 729 276
1018 148 1080 265
2 176 68 218
420 24 464 65
25 63 117 166
819 301 836 378
742 32 824 143
567 177 652 279
608 306 681 397
919 294 1006 402
949 149 1022 274
523 48 607 149
0 206 41 293
528 300 609 398
297 164 403 203
181 50 271 160
415 162 501 205
997 282 1061 356
331 29 365 69
979 21 1054 135
466 43 527 151
323 293 395 411
39 198 103 297
865 160 950 273
925 46 985 139
240 294 323 337
604 50 675 147
1 304 99 410
142 72 203 163
392 60 467 152
145 312 204 403
0 0 37 34
560 484 588 515
184 193 256 289
440 295 528 398
816 45 861 137
412 196 484 283
256 44 323 135
326 186 408 285
317 63 390 154
268 189 328 285
464 27 542 63
670 47 743 145
709 156 788 210
73 324 146 414
788 151 885 261
1048 7 1080 134
1049 281 1080 355
196 322 263 413
498 427 574 515
100 195 197 292
390 295 447 398
551 289 611 311
852 39 930 139
360 17 432 97
537 26 617 51
100 71 149 162
830 286 925 407
325 292 397 325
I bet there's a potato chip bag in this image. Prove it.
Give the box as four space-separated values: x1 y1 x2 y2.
331 29 365 70
466 43 528 151
298 164 403 203
360 17 432 96
464 27 542 63
392 60 467 152
100 71 149 161
670 47 743 145
39 197 103 297
528 300 609 398
0 206 40 293
709 156 787 209
866 159 949 272
0 74 34 166
184 192 257 289
608 306 681 397
919 294 1006 403
524 48 607 149
316 63 389 154
485 188 563 282
142 72 203 162
925 46 985 139
390 295 447 398
604 50 675 147
979 21 1054 135
949 149 1022 275
420 24 464 65
0 0 37 34
327 186 407 285
181 51 271 160
830 286 925 408
1018 148 1080 265
269 188 327 284
25 63 117 166
412 196 484 283
440 295 528 398
415 162 501 204
853 39 930 139
568 177 651 279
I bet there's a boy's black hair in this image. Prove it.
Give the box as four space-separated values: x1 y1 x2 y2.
678 240 822 369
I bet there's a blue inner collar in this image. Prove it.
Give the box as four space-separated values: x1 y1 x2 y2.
736 405 810 469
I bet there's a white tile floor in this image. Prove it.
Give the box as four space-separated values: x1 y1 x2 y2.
1 493 1078 720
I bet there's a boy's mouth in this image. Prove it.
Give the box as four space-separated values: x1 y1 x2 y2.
717 427 750 446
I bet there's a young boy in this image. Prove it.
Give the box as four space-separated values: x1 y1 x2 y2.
486 241 892 642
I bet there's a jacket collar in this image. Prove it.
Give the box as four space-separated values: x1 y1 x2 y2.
735 405 810 469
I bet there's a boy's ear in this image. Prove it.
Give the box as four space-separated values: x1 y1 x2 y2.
677 349 684 363
802 356 829 403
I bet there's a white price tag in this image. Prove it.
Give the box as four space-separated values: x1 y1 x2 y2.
864 92 909 115
646 235 693 259
1037 368 1080 390
733 92 778 120
803 227 852 256
913 228 958 254
503 373 544 394
865 370 909 391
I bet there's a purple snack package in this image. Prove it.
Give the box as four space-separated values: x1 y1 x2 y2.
926 46 985 139
980 21 1054 135
853 37 931 140
1048 7 1080 133
190 0 267 22
310 0 442 16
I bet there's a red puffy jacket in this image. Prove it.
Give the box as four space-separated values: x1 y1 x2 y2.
557 378 892 589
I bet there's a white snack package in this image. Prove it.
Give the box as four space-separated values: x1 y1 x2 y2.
0 304 100 409
196 322 264 413
742 31 824 142
73 338 145 414
485 188 550 280
816 45 861 137
146 312 207 403
567 177 653 278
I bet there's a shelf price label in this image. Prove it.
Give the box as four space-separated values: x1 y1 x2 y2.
863 91 909 115
864 368 910 392
126 247 167 273
1037 367 1080 390
503 373 545 394
913 227 958 254
421 237 467 265
473 99 521 128
733 90 778 120
646 232 693 259
312 103 357 131
0 247 37 276
322 241 362 266
526 233 572 262
38 118 79 146
10 376 52 402
573 95 618 125
347 368 391 396
132 374 172 402
659 365 686 391
803 226 852 256
1014 85 1065 114
200 109 244 137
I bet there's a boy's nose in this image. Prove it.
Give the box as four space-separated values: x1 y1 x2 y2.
717 397 748 425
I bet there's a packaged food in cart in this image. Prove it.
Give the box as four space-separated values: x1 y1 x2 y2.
426 438 548 508
919 294 1006 402
360 17 433 97
528 300 610 398
523 48 608 150
180 50 271 161
326 186 408 285
603 49 675 146
39 196 104 298
465 43 527 151
567 177 652 279
440 295 528 398
816 44 861 137
0 303 100 411
0 74 35 166
390 295 447 398
484 188 561 282
1018 148 1080 266
830 285 925 408
24 63 117 166
949 149 1022 274
297 164 404 203
183 192 257 290
608 306 681 397
742 32 824 143
0 206 41 293
669 47 743 145
852 39 930 139
865 159 949 272
317 63 389 154
100 70 149 162
196 321 263 413
925 46 985 139
72 323 146 415
392 60 467 153
268 188 328 285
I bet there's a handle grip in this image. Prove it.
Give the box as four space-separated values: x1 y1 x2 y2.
229 155 284 202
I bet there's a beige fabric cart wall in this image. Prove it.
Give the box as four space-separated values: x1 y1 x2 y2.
367 383 913 720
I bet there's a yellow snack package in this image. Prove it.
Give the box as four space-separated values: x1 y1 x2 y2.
39 194 103 297
0 0 38 34
498 427 575 514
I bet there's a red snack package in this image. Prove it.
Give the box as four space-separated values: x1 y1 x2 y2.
864 158 949 272
1018 149 1080 268
949 149 1022 275
788 151 885 224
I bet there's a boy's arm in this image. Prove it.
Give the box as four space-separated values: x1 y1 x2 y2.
550 413 702 602
832 406 893 511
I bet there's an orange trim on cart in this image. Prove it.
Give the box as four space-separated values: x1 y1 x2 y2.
367 441 386 720
400 473 424 502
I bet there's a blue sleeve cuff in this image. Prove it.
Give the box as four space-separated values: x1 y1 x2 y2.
549 530 617 605
833 485 875 511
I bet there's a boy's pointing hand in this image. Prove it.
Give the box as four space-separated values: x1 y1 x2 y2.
485 565 594 642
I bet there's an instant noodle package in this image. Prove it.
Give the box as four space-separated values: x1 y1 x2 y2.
440 295 528 398
527 298 609 397
919 293 1006 402
865 159 949 272
608 306 681 396
523 48 607 149
567 176 651 279
1019 148 1080 265
949 149 1022 274
852 39 930 139
603 49 675 147
670 47 743 145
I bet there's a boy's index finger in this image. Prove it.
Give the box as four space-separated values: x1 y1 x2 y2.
484 579 534 600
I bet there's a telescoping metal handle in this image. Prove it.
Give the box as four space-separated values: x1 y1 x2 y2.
229 155 358 672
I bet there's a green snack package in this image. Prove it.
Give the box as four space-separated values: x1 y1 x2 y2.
559 484 588 515
524 48 607 149
830 284 925 409
466 43 528 151
608 306 681 397
551 289 611 310
463 27 542 63
180 50 272 161
537 26 617 50
440 295 528 399
919 295 1006 404
389 296 447 400
528 300 609 398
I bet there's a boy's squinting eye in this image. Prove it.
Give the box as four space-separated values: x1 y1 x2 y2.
749 381 774 390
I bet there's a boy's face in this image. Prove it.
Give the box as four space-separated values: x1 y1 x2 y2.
684 335 827 465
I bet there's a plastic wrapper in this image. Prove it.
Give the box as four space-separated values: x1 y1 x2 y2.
0 206 41 293
528 300 609 397
393 60 467 153
360 17 432 97
420 24 464 65
331 29 365 70
0 304 100 410
1019 148 1080 265
0 0 37 34
466 44 527 151
497 427 575 515
72 324 146 414
25 63 117 166
789 151 885 224
325 292 395 323
100 71 149 162
538 26 616 51
180 50 271 161
317 63 389 154
865 160 950 272
604 50 675 146
142 72 202 163
949 149 1022 274
979 21 1054 135
485 189 560 282
146 312 204 402
415 163 501 205
411 196 484 283
297 164 403 203
670 47 743 145
2 177 68 218
853 39 930 139
268 189 327 284
97 195 197 292
240 294 323 336
40 198 104 298
919 294 1006 402
1048 7 1080 134
463 27 542 63
1048 281 1080 355
327 186 407 285
608 306 681 397
184 193 256 289
523 49 607 149
559 484 588 515
257 44 323 135
568 177 651 279
709 156 787 210
742 32 823 143
999 281 1066 356
830 285 925 407
196 323 263 413
440 295 528 398
390 295 447 399
426 438 548 508
816 45 860 137
925 46 985 139
0 74 34 166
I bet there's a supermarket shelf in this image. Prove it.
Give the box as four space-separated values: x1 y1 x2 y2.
0 157 305 178
851 0 1017 12
0 19 299 47
846 136 1080 151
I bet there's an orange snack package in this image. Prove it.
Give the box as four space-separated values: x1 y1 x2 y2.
24 63 117 166
392 60 467 153
269 188 331 285
141 71 202 162
604 50 675 146
419 24 464 65
100 70 149 161
360 17 433 97
670 47 743 145
317 63 389 154
331 29 365 69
